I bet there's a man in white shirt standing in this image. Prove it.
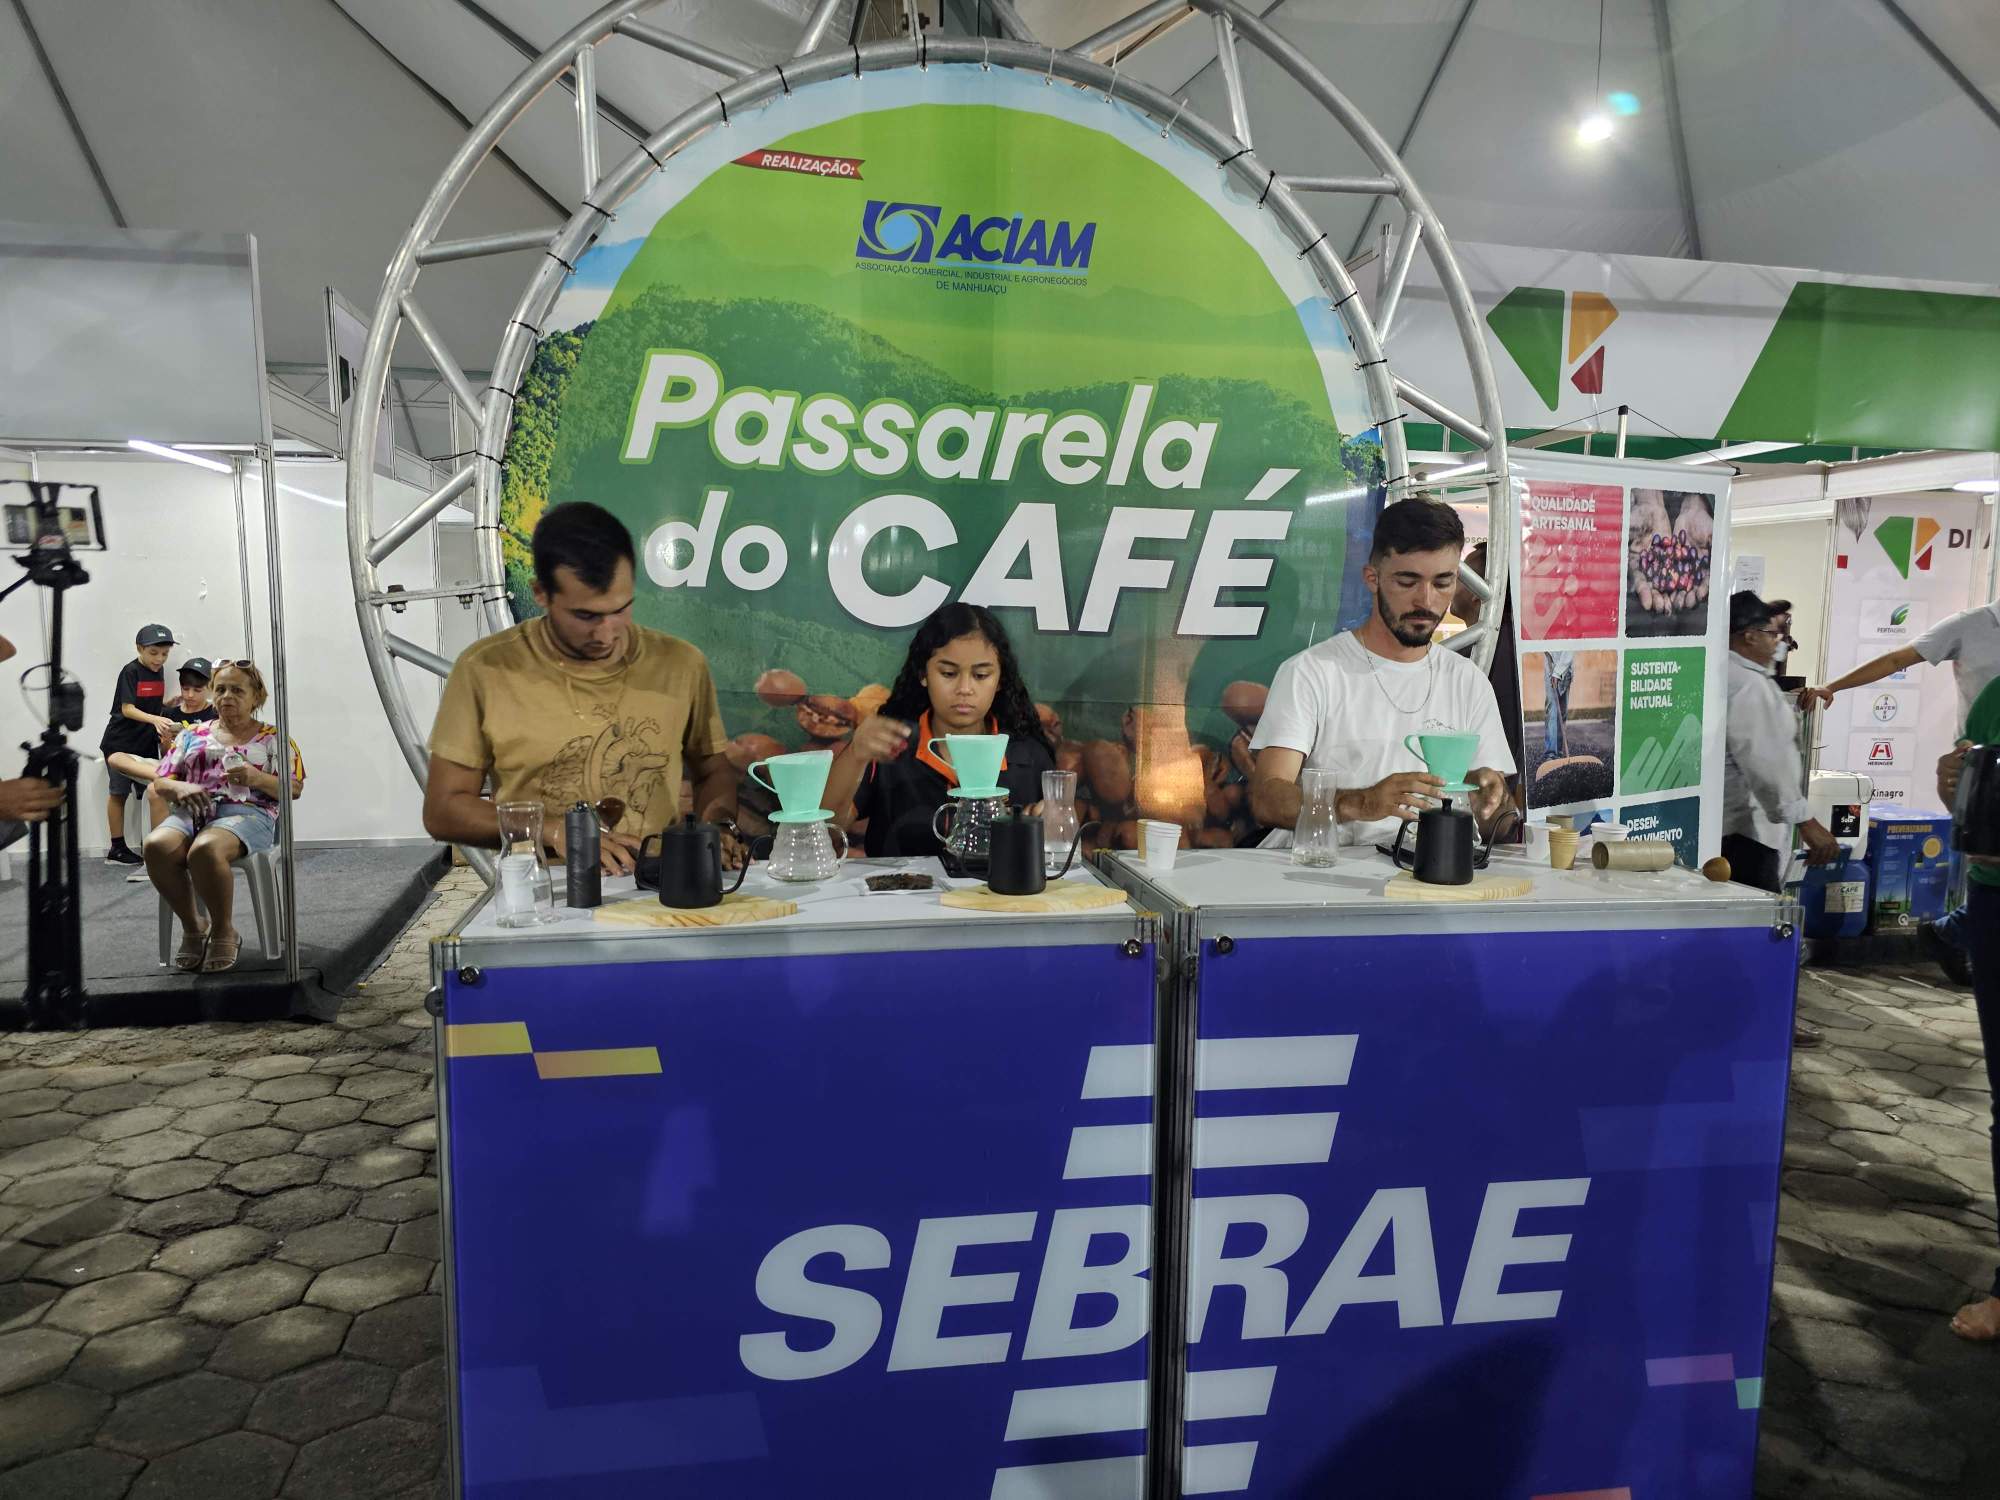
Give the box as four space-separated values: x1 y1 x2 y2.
1249 498 1515 847
1725 591 1842 891
1807 594 1999 986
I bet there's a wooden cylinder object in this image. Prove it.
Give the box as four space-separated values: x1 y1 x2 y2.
1592 840 1675 872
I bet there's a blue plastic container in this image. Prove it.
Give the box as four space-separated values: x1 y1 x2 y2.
1801 853 1872 940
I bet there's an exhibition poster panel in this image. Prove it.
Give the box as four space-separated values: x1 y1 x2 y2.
1511 455 1730 864
1186 925 1797 1500
500 64 1384 852
443 943 1155 1498
1820 493 1983 809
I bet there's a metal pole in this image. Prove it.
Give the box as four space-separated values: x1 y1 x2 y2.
350 0 1514 831
232 457 257 653
574 44 600 198
257 448 301 986
1615 405 1630 459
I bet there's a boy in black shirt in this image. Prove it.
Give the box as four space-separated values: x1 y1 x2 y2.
100 624 178 864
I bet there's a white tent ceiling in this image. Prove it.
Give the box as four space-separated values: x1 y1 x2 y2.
5 0 1996 460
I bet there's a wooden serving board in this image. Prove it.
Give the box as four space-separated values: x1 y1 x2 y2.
1382 870 1535 903
940 882 1131 915
594 893 799 929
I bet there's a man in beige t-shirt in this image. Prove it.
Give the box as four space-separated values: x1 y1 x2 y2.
423 502 739 874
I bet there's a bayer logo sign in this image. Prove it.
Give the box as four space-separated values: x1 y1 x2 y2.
1872 694 1899 723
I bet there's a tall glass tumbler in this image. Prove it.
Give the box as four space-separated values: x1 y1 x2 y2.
495 801 553 927
1292 768 1341 868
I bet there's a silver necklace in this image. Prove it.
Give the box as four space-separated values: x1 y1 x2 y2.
1364 642 1439 717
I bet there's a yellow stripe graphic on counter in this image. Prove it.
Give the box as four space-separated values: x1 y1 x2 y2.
445 1022 660 1078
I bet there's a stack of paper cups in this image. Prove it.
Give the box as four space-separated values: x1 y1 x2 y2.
1548 828 1579 870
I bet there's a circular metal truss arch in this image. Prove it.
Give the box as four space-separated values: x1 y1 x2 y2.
345 0 1514 808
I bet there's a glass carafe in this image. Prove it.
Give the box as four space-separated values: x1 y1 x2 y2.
931 791 1009 875
495 801 554 926
1041 769 1080 876
1292 769 1341 869
766 820 845 882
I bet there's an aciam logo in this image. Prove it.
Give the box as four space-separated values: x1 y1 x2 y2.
1486 286 1619 410
856 199 1097 272
1873 516 1940 578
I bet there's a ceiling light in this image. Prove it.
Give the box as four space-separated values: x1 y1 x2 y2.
1576 114 1613 145
127 439 230 473
1952 479 1999 493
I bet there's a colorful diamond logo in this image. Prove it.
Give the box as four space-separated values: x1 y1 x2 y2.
1488 287 1619 409
1873 517 1940 578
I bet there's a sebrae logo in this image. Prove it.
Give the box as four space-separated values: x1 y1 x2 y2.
1487 287 1618 410
856 199 1096 272
1873 517 1940 578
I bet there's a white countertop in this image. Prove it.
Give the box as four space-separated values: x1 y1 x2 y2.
1104 844 1778 919
456 857 1135 947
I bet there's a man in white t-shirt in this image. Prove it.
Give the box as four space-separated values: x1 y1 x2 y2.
1809 595 2000 985
1811 597 2000 731
1249 498 1516 848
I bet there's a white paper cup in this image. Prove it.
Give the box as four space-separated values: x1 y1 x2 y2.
1524 821 1553 858
1139 819 1181 872
1594 822 1630 841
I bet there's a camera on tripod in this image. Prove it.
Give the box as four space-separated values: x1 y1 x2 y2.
1 480 105 1028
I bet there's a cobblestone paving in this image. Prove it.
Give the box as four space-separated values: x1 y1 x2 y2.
0 869 478 1500
1 874 1994 1497
1755 962 1999 1499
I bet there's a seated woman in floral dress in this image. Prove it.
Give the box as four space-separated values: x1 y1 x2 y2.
145 661 306 974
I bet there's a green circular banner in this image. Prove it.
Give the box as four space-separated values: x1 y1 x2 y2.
502 64 1382 838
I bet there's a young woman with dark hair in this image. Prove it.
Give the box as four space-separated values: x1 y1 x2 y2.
826 603 1055 857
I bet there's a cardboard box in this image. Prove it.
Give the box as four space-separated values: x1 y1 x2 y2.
1865 803 1954 929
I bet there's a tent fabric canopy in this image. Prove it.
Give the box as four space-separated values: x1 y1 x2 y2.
3 0 1994 460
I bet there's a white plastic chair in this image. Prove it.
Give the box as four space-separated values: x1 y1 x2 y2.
155 845 286 966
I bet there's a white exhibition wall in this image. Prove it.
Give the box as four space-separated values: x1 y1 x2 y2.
0 453 440 850
1733 516 1833 685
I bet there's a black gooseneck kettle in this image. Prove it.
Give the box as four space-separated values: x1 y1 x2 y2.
640 821 749 909
985 813 1098 897
1390 794 1481 885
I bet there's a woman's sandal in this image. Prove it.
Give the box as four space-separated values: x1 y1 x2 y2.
200 932 242 974
174 928 209 972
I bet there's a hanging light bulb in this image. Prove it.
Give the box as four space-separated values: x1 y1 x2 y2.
1577 113 1613 145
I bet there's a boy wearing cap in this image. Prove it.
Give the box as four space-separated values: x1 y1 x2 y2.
103 659 217 880
99 625 180 864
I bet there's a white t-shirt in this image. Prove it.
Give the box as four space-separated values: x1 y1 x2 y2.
1249 631 1518 849
1914 601 2000 728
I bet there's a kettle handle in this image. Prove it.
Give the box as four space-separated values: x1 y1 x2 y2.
1388 819 1417 872
1052 820 1101 879
722 843 752 895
